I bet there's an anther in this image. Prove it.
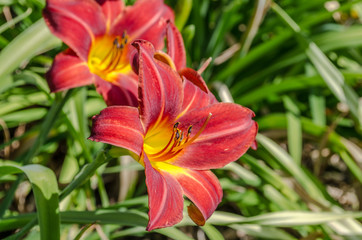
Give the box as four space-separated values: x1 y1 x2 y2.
179 133 184 142
174 122 180 129
113 38 120 47
187 126 192 136
175 130 180 140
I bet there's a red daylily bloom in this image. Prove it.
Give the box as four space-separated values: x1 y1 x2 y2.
43 0 174 106
89 40 258 230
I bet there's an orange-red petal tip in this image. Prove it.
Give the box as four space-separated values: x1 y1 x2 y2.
187 203 206 226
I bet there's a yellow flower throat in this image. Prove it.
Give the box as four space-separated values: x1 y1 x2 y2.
144 113 212 163
88 32 132 81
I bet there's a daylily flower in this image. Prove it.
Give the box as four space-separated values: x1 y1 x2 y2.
43 0 174 106
89 40 258 230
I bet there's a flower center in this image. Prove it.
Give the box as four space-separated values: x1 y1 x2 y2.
88 32 131 81
144 113 212 162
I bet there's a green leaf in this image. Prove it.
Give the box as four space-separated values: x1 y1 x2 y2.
208 211 362 227
231 224 296 240
0 8 32 35
283 96 302 164
174 0 192 30
201 224 225 240
60 209 148 226
271 2 361 127
0 19 60 81
223 162 261 187
74 223 95 240
0 164 60 240
155 228 194 240
256 134 326 202
309 89 326 126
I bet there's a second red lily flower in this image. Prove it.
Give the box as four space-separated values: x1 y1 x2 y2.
43 0 174 106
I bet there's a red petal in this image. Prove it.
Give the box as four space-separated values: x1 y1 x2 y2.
251 139 258 150
111 0 174 50
96 0 125 30
179 68 209 93
94 74 138 107
166 21 186 70
178 68 217 116
173 169 222 225
132 40 183 131
178 77 212 117
46 49 94 92
89 106 144 156
172 103 258 169
43 0 106 60
144 154 184 231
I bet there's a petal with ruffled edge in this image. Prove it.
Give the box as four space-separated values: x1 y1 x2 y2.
43 0 106 60
154 161 222 226
144 154 184 231
132 40 183 131
94 74 138 107
171 103 258 170
89 106 144 156
96 0 125 31
46 49 94 92
111 0 173 49
166 21 186 70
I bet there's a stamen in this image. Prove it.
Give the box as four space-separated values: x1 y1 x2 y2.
90 32 129 76
187 126 192 136
113 38 120 48
102 37 125 72
148 113 212 161
173 113 212 151
175 130 180 140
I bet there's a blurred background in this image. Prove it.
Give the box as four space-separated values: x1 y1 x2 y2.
0 0 361 239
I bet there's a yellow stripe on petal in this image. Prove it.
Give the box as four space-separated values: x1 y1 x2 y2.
152 161 189 176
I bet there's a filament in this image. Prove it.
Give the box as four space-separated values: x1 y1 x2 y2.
148 113 212 161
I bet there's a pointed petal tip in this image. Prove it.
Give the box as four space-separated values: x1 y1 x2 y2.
251 140 258 150
179 68 209 93
146 213 183 231
131 39 152 50
131 40 156 74
166 20 186 69
250 123 259 150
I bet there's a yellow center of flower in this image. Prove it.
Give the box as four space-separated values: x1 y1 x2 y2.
88 32 132 81
143 113 212 163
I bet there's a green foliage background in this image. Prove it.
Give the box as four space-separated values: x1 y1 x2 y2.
0 0 361 239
